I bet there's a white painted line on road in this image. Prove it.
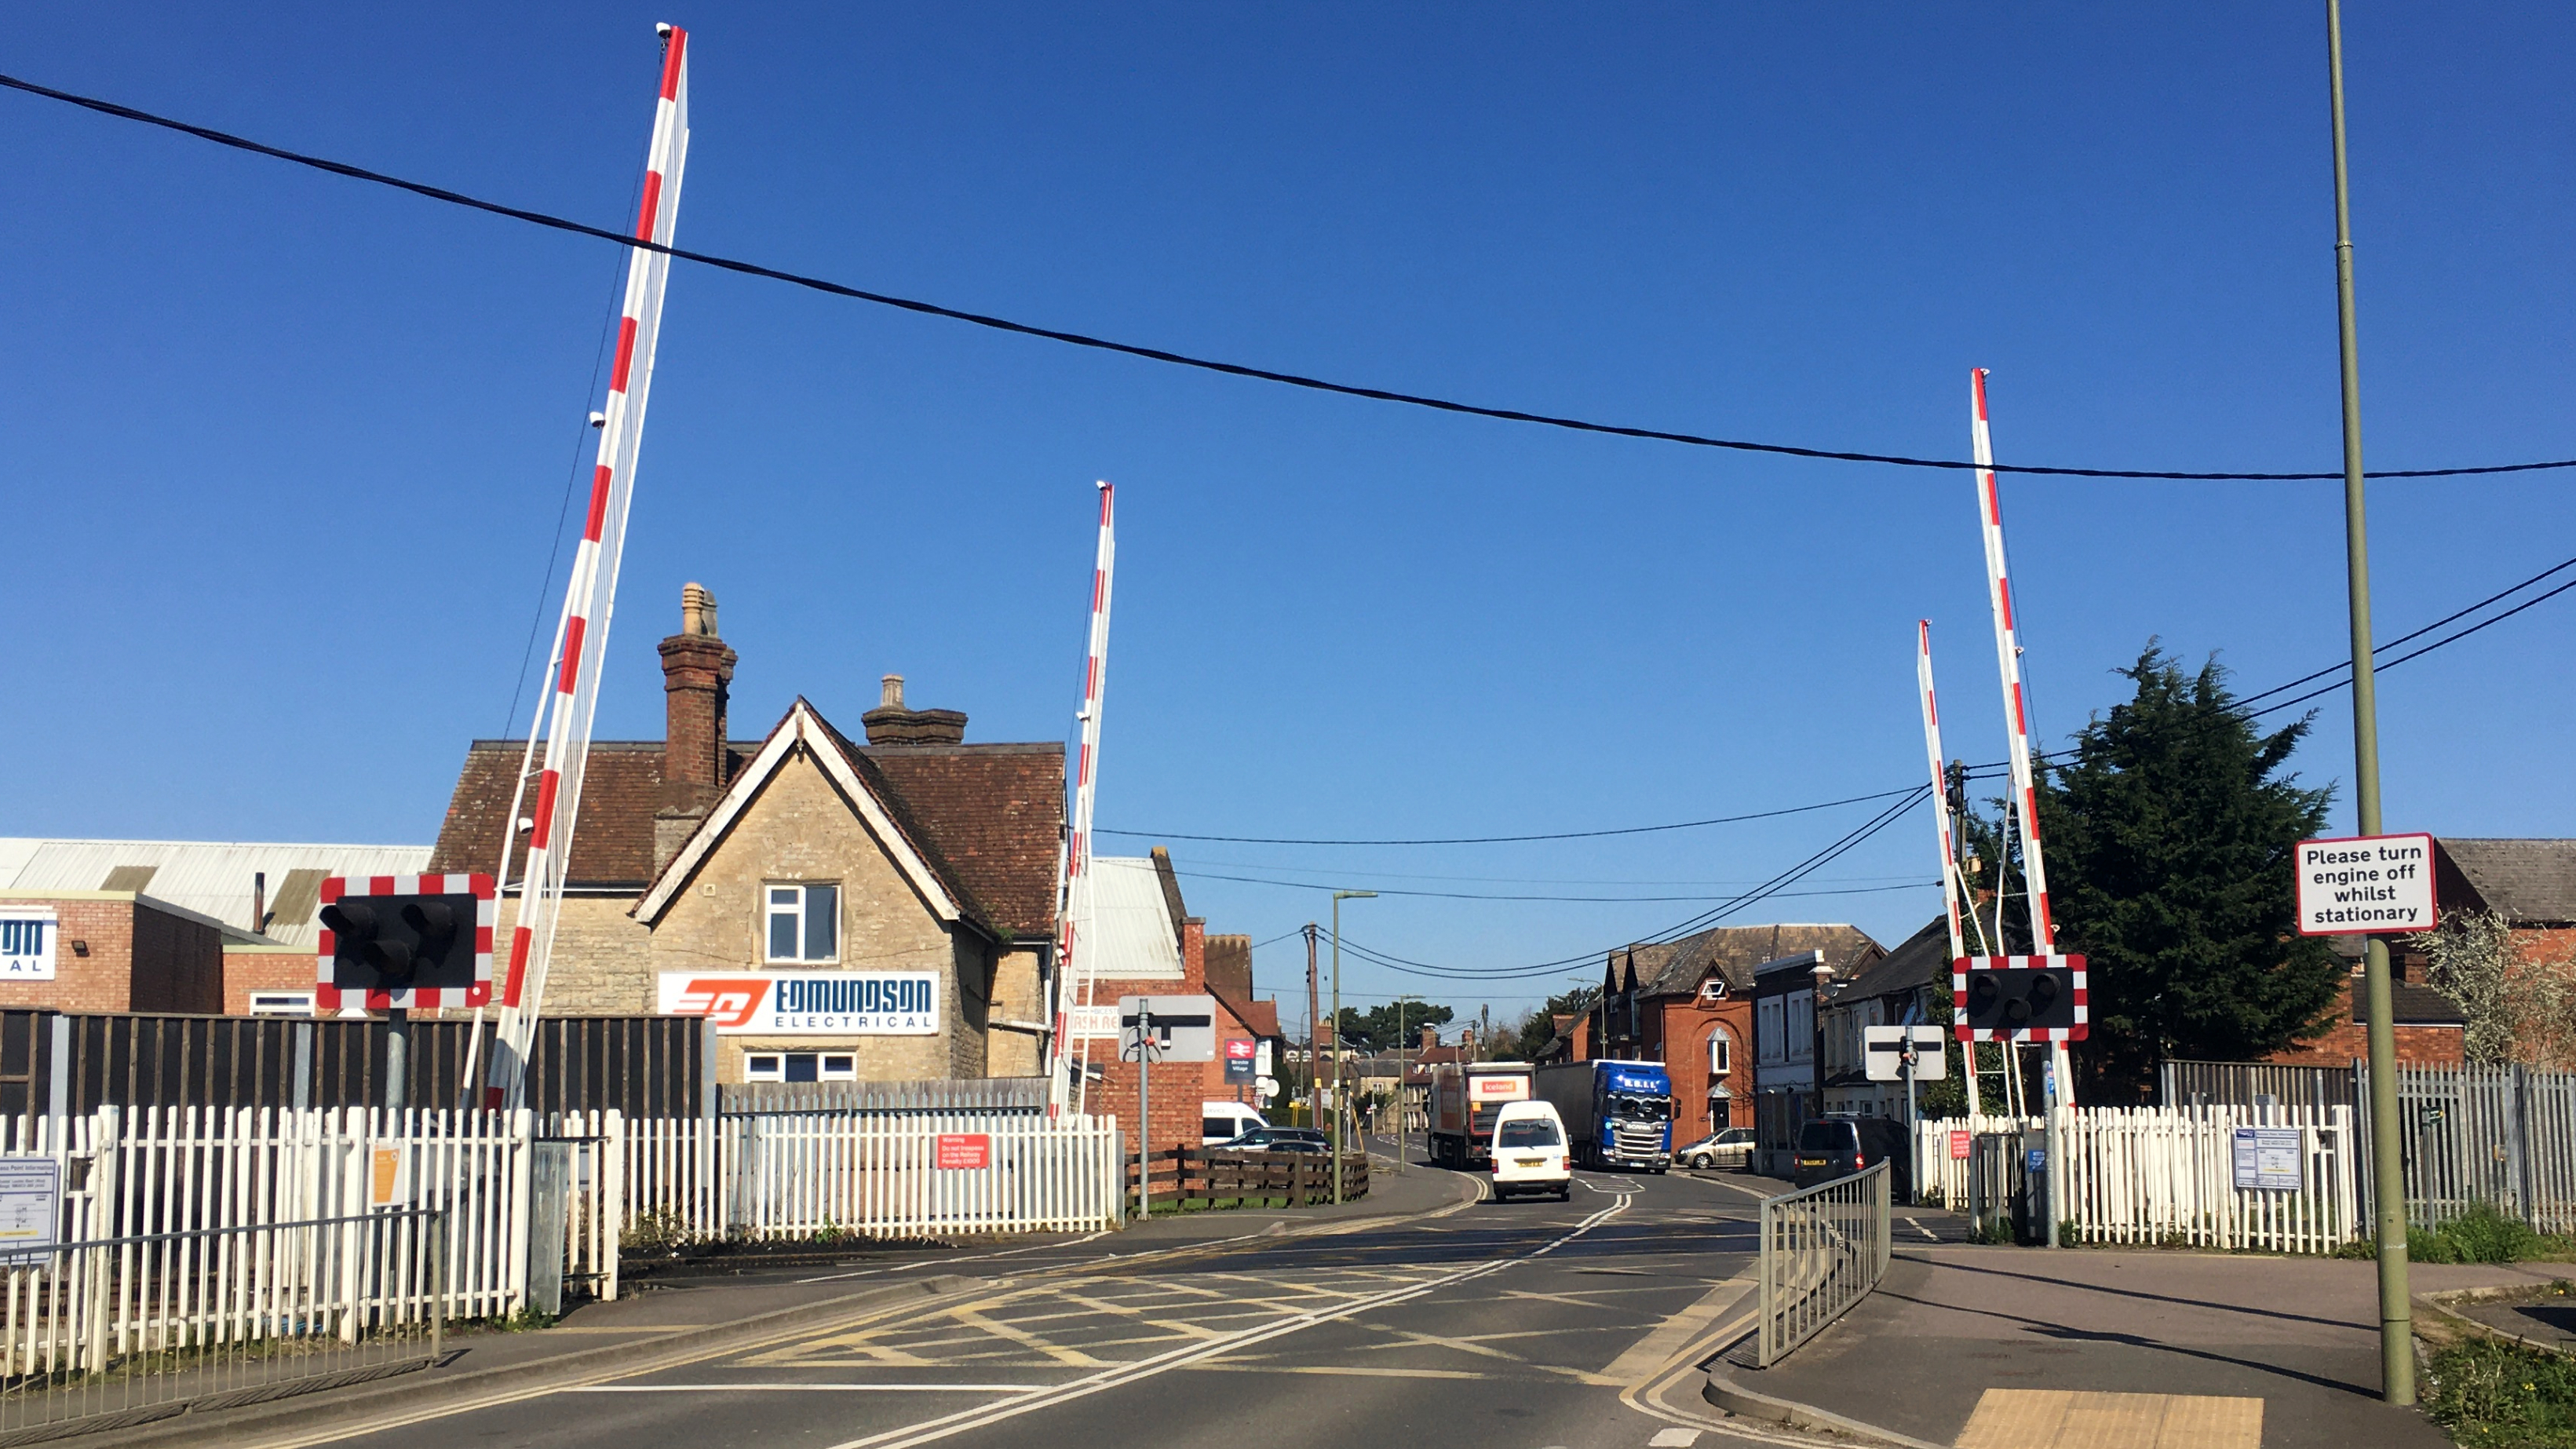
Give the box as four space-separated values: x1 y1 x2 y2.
818 1195 1635 1449
797 1232 1112 1284
1647 1430 1701 1447
572 1384 1049 1394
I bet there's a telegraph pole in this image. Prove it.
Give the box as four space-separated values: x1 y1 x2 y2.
1304 925 1322 1133
2326 0 2411 1404
1330 890 1375 1205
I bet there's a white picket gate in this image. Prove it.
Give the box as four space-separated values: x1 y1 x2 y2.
1910 1113 2041 1209
621 1111 1123 1239
2059 1104 2359 1253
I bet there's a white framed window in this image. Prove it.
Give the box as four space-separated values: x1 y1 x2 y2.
1707 1030 1733 1076
743 1051 856 1084
247 991 316 1017
764 883 840 963
1757 998 1786 1065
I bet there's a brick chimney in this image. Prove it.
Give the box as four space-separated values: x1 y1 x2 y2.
1180 918 1206 987
656 582 737 873
860 674 967 746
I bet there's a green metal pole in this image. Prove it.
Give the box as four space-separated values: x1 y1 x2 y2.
2326 0 2412 1405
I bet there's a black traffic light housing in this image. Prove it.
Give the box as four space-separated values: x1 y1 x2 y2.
1954 956 2087 1040
320 890 477 993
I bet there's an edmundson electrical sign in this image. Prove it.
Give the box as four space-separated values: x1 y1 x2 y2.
655 971 940 1035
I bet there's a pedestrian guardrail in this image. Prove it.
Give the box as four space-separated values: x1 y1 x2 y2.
1756 1161 1890 1367
0 1207 447 1444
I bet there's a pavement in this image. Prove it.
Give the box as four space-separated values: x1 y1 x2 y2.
1724 1242 2576 1448
115 1145 1823 1449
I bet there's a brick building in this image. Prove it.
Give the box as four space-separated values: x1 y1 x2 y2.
1817 916 1951 1118
0 838 434 1014
1565 923 1882 1153
427 584 1065 1086
2266 838 2576 1069
1066 851 1283 1159
0 889 225 1013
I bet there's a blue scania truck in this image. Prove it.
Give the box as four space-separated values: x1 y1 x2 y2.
1533 1060 1675 1172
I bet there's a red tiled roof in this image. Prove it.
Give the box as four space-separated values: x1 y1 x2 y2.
428 724 1065 940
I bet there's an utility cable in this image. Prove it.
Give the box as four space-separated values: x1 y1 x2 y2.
9 70 2576 484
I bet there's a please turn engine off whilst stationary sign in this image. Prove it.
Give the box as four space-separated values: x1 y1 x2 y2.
2295 832 2436 935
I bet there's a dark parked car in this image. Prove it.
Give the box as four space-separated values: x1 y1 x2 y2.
1790 1115 1910 1197
1213 1127 1329 1155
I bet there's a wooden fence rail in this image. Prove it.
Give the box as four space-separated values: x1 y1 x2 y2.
1126 1148 1366 1212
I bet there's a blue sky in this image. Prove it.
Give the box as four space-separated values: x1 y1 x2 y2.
8 5 2572 1035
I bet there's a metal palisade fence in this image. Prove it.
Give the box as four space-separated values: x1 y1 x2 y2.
1756 1160 1892 1367
2356 1061 2576 1233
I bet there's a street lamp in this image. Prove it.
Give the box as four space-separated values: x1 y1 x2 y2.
1330 889 1376 1205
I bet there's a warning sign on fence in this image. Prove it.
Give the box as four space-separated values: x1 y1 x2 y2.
1950 1130 1972 1160
936 1133 992 1170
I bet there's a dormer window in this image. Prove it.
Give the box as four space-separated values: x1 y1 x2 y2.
1699 978 1728 1002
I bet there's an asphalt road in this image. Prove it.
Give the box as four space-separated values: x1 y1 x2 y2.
342 1153 1799 1449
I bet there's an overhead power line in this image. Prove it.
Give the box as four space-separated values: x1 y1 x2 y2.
1104 785 1928 846
1173 867 1938 904
9 70 2576 484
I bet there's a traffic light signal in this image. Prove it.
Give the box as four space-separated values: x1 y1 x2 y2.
316 874 494 1007
1952 955 2087 1041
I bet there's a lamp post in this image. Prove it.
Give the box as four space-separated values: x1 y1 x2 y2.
1330 890 1376 1205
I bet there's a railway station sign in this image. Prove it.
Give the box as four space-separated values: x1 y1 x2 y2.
2294 833 2436 936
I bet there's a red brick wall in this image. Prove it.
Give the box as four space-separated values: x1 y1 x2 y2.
1082 941 1267 1161
0 899 137 1013
224 947 316 1014
2268 975 2465 1067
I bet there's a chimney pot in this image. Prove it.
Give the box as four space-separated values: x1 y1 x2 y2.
881 674 905 709
681 581 716 637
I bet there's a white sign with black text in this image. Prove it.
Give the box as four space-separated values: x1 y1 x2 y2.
2295 832 2437 935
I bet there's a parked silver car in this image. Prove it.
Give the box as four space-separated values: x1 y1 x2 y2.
1675 1126 1756 1170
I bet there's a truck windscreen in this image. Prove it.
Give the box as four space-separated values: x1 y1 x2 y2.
1609 1095 1672 1121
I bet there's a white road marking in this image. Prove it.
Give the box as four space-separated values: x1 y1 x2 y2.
573 1384 1049 1394
816 1196 1635 1449
1647 1429 1701 1447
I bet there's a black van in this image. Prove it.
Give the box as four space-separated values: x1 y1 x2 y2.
1791 1115 1910 1197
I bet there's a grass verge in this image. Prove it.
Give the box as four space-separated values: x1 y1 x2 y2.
2428 1336 2576 1447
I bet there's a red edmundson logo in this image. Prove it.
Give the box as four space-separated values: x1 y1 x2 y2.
672 978 771 1028
655 971 941 1035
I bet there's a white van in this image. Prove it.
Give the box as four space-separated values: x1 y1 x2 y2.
1202 1101 1268 1146
1487 1100 1572 1201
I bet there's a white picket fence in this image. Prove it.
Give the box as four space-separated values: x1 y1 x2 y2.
1914 1105 2360 1254
622 1111 1124 1239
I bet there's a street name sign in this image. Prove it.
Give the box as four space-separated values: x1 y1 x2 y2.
1863 1024 1950 1082
2295 832 2436 935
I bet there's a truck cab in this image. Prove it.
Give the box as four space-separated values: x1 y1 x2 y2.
1534 1060 1674 1171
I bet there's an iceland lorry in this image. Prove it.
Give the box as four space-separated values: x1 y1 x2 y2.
1533 1059 1674 1171
1428 1060 1537 1168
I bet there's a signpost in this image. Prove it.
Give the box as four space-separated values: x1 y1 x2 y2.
2295 833 2436 936
1117 995 1212 1219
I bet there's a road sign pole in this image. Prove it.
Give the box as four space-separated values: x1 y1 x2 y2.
2325 0 2411 1404
1136 1004 1152 1219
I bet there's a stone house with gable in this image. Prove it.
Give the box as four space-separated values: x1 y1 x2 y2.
426 585 1064 1086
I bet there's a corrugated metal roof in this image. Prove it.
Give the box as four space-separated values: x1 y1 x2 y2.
0 839 433 948
1082 856 1183 981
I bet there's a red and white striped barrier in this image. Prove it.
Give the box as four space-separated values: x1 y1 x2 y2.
1053 483 1116 1116
485 27 691 1108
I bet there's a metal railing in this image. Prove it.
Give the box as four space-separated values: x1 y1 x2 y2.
0 1208 446 1445
1755 1161 1890 1367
